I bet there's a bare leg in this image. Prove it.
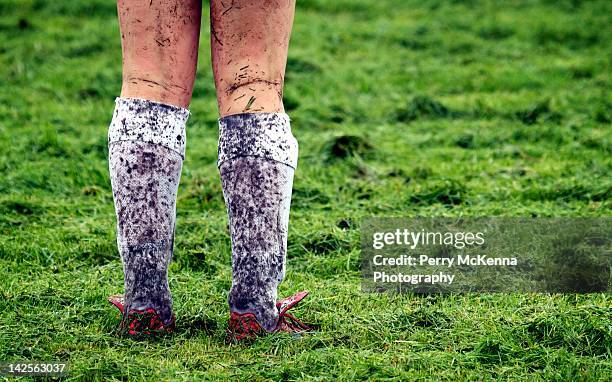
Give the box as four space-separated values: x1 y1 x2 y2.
210 0 295 116
118 0 202 108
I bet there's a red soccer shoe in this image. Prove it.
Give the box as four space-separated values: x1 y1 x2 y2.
108 294 175 336
228 290 313 342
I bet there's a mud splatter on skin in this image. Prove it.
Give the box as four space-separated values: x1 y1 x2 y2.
218 113 297 331
210 0 295 116
118 0 201 107
109 98 188 325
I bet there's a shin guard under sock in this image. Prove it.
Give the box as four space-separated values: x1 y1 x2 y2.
108 97 189 325
218 113 298 332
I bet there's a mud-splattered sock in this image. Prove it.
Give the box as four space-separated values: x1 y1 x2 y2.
108 97 189 325
218 113 298 332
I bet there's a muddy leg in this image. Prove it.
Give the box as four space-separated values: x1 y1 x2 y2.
108 0 201 329
118 0 202 108
211 1 298 331
210 0 295 116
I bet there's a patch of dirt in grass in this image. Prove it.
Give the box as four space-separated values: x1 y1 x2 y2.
514 100 562 125
1 199 42 215
323 135 373 160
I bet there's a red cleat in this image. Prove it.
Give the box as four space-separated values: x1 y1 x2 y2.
228 291 313 342
107 294 175 336
108 294 126 313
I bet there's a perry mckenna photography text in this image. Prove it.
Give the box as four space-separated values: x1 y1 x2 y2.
361 218 611 294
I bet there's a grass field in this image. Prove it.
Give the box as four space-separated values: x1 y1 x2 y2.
0 0 611 380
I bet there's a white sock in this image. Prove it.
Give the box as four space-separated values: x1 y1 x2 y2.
218 113 298 331
108 97 189 325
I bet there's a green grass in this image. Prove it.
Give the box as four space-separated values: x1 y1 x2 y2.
0 0 611 380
